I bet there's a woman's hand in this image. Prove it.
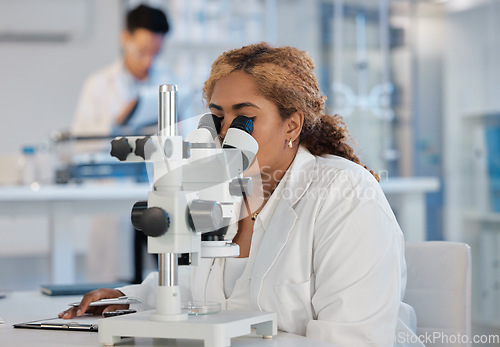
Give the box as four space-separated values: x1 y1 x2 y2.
58 288 129 319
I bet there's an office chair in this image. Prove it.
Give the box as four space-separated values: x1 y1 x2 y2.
404 241 471 347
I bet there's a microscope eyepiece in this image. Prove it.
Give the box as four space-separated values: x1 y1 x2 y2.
220 116 258 171
197 113 222 139
228 116 253 134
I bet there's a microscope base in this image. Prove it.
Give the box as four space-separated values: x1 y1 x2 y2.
98 309 277 347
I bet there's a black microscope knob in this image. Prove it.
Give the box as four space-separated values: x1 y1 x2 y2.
134 136 154 160
110 138 132 161
141 207 170 238
131 201 148 231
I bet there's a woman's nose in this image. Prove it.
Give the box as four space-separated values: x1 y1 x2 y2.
218 123 230 141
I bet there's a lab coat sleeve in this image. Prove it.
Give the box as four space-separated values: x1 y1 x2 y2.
117 267 193 311
71 75 112 137
117 271 158 311
306 172 403 346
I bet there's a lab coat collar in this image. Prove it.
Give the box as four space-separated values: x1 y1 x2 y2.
284 146 317 207
250 146 316 308
253 146 316 231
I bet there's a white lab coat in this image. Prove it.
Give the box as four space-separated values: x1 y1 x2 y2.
120 147 424 346
71 59 176 137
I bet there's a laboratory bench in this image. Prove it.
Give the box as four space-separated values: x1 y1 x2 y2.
0 291 334 346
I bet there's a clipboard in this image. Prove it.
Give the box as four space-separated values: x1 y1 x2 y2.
13 315 99 332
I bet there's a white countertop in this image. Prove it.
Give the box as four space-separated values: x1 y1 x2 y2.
0 176 440 202
0 183 150 202
379 176 440 194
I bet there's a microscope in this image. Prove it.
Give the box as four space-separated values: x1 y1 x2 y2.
98 85 277 346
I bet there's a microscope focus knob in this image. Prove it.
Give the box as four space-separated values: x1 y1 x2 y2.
142 207 170 237
134 136 154 160
188 200 223 233
131 201 147 231
132 203 170 238
110 137 132 161
229 177 254 196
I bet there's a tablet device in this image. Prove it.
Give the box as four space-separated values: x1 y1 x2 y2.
13 315 99 332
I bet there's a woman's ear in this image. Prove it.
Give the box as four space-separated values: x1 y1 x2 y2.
286 111 304 142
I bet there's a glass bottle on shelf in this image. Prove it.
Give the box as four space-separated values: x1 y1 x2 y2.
17 145 39 188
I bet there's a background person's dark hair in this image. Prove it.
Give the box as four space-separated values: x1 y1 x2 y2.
126 4 169 35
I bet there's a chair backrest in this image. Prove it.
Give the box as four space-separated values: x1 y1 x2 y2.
404 241 471 347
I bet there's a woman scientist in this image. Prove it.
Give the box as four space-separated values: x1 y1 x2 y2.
60 42 422 346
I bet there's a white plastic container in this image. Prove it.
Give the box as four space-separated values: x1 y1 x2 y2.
18 145 38 186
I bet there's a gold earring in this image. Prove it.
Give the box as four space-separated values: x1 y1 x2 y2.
288 139 293 149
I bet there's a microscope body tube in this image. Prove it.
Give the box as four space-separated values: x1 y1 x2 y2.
159 84 177 136
151 84 187 321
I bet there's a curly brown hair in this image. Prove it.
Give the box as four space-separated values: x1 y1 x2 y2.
202 42 380 182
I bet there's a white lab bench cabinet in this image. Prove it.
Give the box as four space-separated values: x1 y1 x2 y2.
0 184 149 284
